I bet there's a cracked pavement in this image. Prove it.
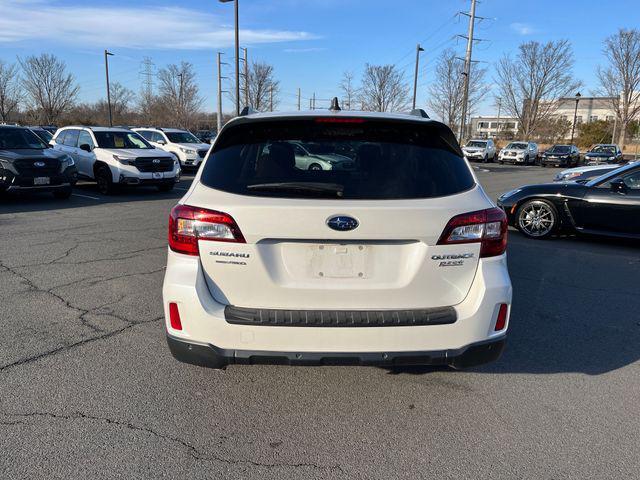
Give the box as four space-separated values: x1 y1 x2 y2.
1 170 639 479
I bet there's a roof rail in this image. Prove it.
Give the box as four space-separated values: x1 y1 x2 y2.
409 109 430 119
240 106 257 116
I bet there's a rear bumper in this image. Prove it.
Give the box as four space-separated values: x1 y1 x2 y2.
166 333 506 368
162 249 512 364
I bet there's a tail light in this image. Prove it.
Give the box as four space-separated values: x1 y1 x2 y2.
169 204 245 256
437 207 507 258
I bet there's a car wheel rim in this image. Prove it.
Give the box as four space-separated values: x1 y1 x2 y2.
518 202 555 237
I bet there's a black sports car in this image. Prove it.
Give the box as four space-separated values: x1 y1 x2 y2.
497 162 640 239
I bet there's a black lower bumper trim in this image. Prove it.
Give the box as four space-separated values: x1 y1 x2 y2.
166 334 506 369
225 305 457 327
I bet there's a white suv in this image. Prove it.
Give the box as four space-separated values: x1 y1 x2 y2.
162 108 512 369
462 139 496 163
52 127 180 194
133 128 210 169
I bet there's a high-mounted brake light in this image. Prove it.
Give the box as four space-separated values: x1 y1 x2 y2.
314 117 366 124
437 207 508 258
168 204 245 256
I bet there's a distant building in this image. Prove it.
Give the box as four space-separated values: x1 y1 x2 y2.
553 96 617 136
469 116 520 139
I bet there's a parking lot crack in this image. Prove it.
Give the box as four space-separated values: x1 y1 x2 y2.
0 410 345 474
0 316 162 373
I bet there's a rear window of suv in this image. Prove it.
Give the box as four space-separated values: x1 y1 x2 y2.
200 118 475 200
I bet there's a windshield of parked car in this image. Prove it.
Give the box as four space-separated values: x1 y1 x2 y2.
506 143 528 150
0 128 47 150
548 145 571 153
200 119 475 200
30 129 53 143
93 131 153 149
590 145 615 154
466 141 487 148
166 132 201 144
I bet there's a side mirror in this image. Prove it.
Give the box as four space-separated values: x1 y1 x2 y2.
79 143 92 152
157 139 166 145
610 178 627 194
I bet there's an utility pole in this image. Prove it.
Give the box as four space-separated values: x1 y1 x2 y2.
177 72 184 127
269 85 274 112
241 47 249 108
458 0 477 143
496 97 502 140
104 50 114 127
219 0 240 116
412 43 425 110
309 98 312 109
312 92 316 110
297 88 301 110
217 52 228 132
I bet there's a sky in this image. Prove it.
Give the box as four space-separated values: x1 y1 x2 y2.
1 0 639 117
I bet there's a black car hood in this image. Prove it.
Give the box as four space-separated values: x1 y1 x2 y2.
0 148 67 162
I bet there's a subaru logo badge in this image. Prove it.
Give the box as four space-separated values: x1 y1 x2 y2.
153 159 161 164
327 215 359 232
33 161 46 167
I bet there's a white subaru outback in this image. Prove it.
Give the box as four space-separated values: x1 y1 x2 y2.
162 108 512 369
52 126 180 194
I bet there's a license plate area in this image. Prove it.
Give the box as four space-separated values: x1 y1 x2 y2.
152 172 163 179
310 244 368 279
33 177 50 185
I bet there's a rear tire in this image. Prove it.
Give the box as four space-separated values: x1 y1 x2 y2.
96 166 115 195
308 163 322 171
53 188 72 200
516 199 558 239
483 154 488 163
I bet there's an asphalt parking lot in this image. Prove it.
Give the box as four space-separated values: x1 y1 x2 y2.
1 164 639 479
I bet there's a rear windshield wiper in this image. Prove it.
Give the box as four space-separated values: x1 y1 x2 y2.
246 182 344 197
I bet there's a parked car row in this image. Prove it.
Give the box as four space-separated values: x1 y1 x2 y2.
464 138 627 169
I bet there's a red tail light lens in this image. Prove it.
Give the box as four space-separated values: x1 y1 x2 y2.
495 303 509 331
169 302 182 330
437 207 508 258
169 204 245 256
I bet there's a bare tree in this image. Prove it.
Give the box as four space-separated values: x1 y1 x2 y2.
359 64 410 112
95 82 135 125
339 71 358 110
157 62 203 128
597 28 640 148
495 40 581 138
0 60 22 122
19 53 79 124
247 61 280 111
426 48 490 132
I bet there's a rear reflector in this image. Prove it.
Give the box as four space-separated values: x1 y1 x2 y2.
169 302 182 330
169 204 245 256
495 303 508 331
437 207 508 258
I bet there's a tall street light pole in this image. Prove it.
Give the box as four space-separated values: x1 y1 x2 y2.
104 50 114 127
570 92 581 145
412 44 424 110
219 0 240 116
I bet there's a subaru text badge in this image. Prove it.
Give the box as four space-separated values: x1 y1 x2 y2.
327 216 359 231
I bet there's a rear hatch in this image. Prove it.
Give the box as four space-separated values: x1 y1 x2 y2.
185 115 495 310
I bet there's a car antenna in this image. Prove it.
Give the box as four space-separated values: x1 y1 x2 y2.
329 97 341 112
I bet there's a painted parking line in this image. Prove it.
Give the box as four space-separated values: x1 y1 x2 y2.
72 193 101 200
